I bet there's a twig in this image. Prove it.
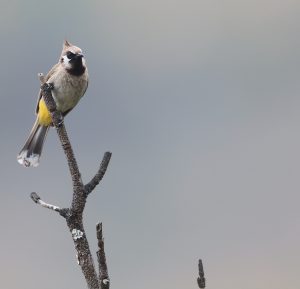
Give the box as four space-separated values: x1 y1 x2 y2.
96 223 110 289
38 72 46 84
197 259 206 288
85 152 112 195
30 192 61 213
30 192 70 218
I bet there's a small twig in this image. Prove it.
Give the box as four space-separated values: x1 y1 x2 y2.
96 223 110 289
85 152 112 195
38 72 46 84
197 259 206 288
30 192 61 213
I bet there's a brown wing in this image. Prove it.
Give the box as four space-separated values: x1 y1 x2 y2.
35 63 60 114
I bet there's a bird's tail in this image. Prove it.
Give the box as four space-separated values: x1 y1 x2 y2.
17 118 49 167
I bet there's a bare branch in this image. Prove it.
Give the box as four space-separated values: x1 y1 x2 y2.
40 83 85 215
30 192 70 218
85 152 112 195
96 223 110 289
38 72 46 84
197 259 206 288
30 192 61 213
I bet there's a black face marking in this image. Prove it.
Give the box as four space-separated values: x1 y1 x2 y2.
67 51 75 59
66 55 86 76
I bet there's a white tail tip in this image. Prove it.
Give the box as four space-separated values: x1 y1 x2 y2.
17 150 40 167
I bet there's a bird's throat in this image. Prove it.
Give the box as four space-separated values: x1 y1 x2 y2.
67 58 86 76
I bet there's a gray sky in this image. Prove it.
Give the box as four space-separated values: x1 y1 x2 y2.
1 0 300 288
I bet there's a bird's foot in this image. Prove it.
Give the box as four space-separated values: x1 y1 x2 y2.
41 82 54 92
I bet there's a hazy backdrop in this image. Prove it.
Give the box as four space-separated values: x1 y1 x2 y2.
1 1 300 288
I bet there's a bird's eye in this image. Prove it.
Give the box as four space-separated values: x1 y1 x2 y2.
67 51 75 59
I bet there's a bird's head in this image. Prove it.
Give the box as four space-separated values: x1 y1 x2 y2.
60 40 87 76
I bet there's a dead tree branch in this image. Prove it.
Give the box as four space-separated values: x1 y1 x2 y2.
85 152 112 195
197 259 206 288
30 75 112 289
30 192 61 213
96 223 110 289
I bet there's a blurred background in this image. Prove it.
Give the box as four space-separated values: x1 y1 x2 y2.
1 0 300 288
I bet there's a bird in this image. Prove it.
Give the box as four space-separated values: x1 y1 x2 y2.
17 40 89 167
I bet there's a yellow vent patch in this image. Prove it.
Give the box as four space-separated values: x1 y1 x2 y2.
38 98 52 126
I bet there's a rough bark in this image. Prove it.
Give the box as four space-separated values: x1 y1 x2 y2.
197 259 206 288
96 223 110 289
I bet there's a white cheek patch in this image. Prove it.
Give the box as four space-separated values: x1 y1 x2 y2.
62 55 72 69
